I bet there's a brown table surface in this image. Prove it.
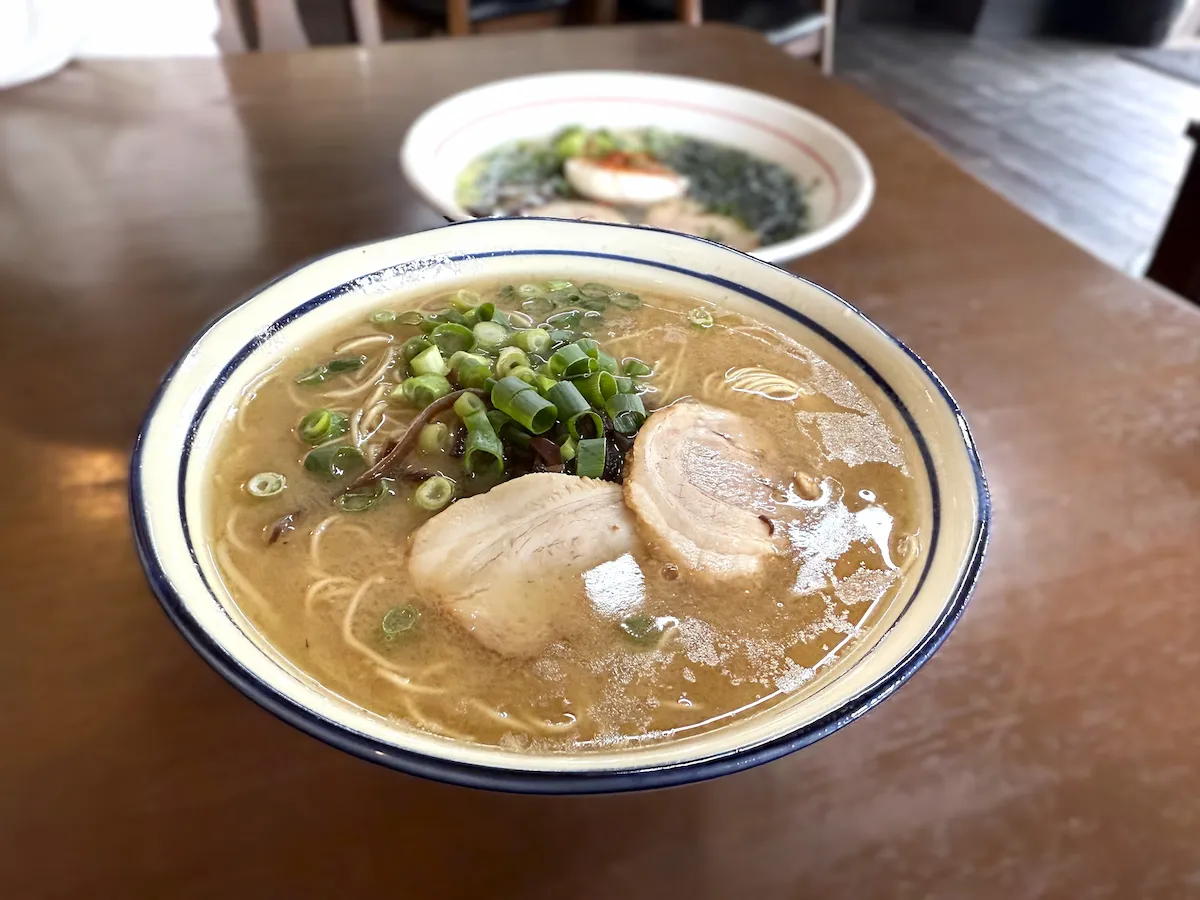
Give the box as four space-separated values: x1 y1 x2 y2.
3 23 1199 900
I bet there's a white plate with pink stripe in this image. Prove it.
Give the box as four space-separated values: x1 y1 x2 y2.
401 71 874 263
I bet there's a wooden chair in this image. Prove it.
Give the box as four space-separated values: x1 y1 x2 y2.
216 0 384 52
1147 122 1200 305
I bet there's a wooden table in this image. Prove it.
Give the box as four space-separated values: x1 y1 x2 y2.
3 24 1199 899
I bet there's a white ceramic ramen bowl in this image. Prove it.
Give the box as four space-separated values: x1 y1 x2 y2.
131 217 988 794
400 71 874 263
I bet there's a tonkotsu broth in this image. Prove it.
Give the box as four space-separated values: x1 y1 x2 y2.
207 279 927 751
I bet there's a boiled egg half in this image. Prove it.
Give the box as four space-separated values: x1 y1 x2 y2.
564 152 688 207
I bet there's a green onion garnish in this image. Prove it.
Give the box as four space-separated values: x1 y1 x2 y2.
400 335 434 364
687 307 714 328
417 422 450 455
303 444 365 480
401 373 452 408
409 344 448 377
549 343 594 379
412 475 455 512
382 604 420 639
512 328 552 356
326 355 367 373
490 376 557 434
454 391 486 419
579 282 612 300
575 437 606 478
369 310 397 325
295 365 327 386
560 436 578 461
463 410 504 475
472 320 509 352
606 392 646 434
337 478 391 512
545 380 589 421
609 291 642 310
623 357 653 377
297 408 349 445
452 353 493 390
613 375 635 394
577 370 617 408
431 322 475 356
451 289 481 312
568 410 604 442
594 350 618 374
495 346 529 379
546 280 573 292
246 472 286 498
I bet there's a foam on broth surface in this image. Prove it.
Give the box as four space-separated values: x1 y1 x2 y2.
206 280 928 752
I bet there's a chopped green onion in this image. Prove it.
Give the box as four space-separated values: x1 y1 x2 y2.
454 391 486 419
463 410 504 475
503 425 533 451
401 373 452 407
418 422 450 455
545 380 590 421
549 343 594 379
412 475 455 512
560 436 578 461
303 444 365 480
369 310 397 325
609 290 642 310
577 370 617 408
490 376 557 434
382 604 420 639
548 329 574 347
337 478 391 512
326 355 367 374
472 320 509 352
521 295 555 318
453 354 493 390
495 346 530 378
518 283 543 297
620 614 664 644
396 310 425 326
410 344 448 377
506 310 534 328
687 307 714 328
486 408 512 433
431 322 474 356
295 365 327 386
400 335 433 364
547 279 573 292
594 350 618 374
613 375 635 394
298 408 349 445
420 309 468 334
548 310 583 330
575 437 606 478
606 392 647 434
579 282 613 300
533 374 558 394
477 301 497 322
512 328 552 356
567 410 604 441
509 365 538 385
574 338 600 357
624 357 653 377
451 289 481 312
246 471 286 498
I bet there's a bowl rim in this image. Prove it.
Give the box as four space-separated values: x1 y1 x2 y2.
398 69 876 263
130 218 989 794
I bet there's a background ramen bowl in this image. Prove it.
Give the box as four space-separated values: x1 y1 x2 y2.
131 218 988 794
400 71 875 263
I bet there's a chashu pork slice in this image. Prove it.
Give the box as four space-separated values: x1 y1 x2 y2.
408 473 637 657
624 401 780 580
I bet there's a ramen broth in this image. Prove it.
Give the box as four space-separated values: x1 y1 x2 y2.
207 280 925 751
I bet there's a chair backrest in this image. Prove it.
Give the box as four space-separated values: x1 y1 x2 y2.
217 0 383 52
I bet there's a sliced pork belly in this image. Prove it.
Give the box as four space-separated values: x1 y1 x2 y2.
644 199 760 252
407 473 636 657
623 401 780 580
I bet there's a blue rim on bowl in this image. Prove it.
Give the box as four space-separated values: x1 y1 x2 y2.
130 218 990 794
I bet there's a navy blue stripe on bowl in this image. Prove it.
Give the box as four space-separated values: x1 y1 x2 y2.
130 243 990 795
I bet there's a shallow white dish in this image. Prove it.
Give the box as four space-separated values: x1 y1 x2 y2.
131 217 987 793
401 71 875 263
